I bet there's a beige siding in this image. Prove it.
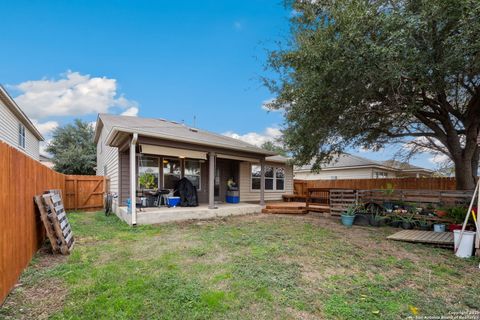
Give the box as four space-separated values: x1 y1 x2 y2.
0 99 40 160
239 161 294 202
96 127 119 194
119 151 130 204
294 168 397 180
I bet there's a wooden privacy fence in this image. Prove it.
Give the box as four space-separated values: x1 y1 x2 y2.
0 140 104 304
294 177 457 195
64 175 105 210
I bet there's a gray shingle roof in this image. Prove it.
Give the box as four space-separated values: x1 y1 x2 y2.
295 153 384 171
295 153 432 173
96 113 277 156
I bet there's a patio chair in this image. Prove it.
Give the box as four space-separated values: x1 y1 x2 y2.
153 189 171 207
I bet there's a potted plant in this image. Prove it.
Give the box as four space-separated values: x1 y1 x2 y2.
369 212 388 227
353 204 370 226
389 214 403 228
400 212 417 229
341 204 357 227
434 205 448 218
139 172 157 190
446 206 467 231
416 216 431 231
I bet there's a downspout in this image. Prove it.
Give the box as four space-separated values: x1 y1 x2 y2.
130 133 138 225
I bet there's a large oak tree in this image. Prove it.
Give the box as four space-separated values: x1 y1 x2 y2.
266 0 480 189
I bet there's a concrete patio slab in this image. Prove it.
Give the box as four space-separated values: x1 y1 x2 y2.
116 203 263 225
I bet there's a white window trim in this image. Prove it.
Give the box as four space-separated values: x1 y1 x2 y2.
250 164 286 192
18 123 26 149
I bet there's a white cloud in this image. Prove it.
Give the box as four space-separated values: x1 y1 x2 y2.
429 153 451 165
31 119 59 136
223 127 282 147
12 70 138 119
121 106 139 117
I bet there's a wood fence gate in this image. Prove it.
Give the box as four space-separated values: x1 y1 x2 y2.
64 175 105 210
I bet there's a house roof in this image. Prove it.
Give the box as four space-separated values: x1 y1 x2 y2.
380 160 431 172
95 113 278 157
0 85 44 141
295 153 432 173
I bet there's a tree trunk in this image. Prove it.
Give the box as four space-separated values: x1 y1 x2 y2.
454 155 477 190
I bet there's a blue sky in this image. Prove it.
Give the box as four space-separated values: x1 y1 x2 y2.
0 0 437 169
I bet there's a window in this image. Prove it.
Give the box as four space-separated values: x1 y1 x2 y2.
374 171 388 179
185 159 201 190
18 124 25 148
251 165 261 190
163 158 181 189
251 165 286 191
265 166 274 190
138 156 159 189
276 167 285 190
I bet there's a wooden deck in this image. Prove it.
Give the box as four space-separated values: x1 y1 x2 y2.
387 230 454 247
262 202 330 214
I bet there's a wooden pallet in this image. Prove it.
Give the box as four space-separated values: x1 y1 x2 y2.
329 189 357 216
387 230 454 247
35 190 74 254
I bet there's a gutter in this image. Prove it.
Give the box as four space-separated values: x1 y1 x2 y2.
130 133 138 226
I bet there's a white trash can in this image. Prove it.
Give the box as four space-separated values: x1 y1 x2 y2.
453 230 476 258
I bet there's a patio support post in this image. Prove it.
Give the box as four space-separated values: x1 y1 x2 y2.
260 158 265 206
208 152 216 209
130 133 138 225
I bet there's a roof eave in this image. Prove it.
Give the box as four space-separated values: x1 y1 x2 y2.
93 114 104 144
0 85 44 141
106 126 278 157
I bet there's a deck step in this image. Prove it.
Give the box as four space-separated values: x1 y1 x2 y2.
266 205 305 210
262 208 307 214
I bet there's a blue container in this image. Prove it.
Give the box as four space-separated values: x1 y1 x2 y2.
433 223 445 232
226 196 240 203
167 196 181 207
341 214 355 227
126 199 131 214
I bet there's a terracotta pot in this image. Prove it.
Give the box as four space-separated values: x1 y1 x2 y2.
435 210 447 217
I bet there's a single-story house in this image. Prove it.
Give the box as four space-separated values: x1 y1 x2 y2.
94 113 293 225
294 153 433 180
0 85 43 160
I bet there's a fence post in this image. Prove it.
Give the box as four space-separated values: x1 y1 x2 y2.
75 177 79 211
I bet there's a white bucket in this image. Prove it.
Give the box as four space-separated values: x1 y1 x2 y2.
453 230 476 258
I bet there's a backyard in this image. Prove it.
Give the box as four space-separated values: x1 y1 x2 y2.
1 212 479 320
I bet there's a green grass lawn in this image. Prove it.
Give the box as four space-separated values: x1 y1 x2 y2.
1 212 479 320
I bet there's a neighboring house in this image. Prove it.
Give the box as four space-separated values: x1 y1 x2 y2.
0 85 43 159
94 114 293 222
294 153 433 180
39 154 55 169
